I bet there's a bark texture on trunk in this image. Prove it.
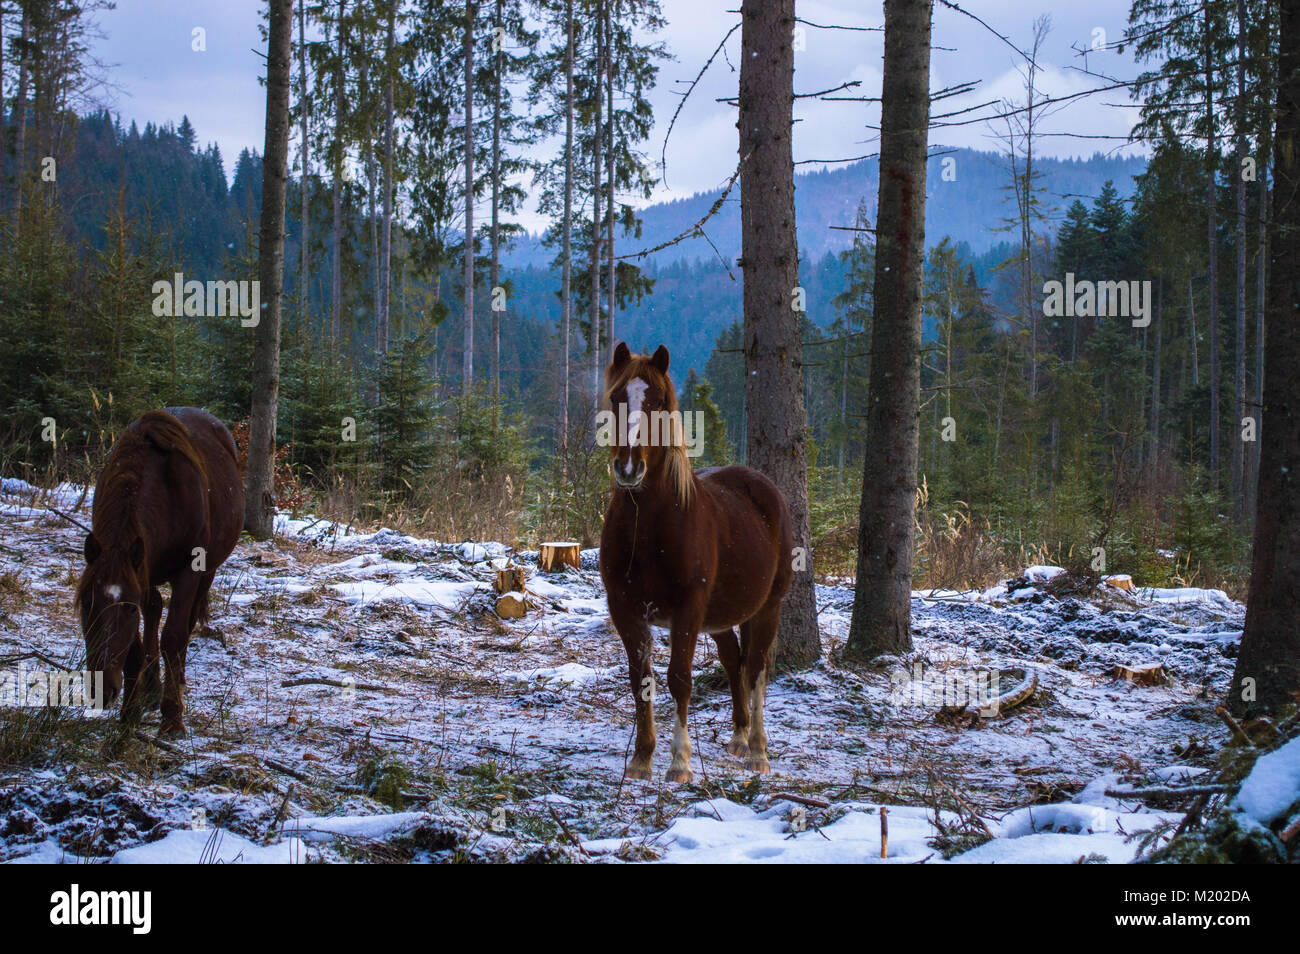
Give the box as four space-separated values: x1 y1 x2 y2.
846 0 933 660
490 0 503 401
330 1 346 351
1205 16 1221 486
379 5 395 354
462 0 477 393
738 0 819 669
560 0 573 444
1232 0 1248 513
1230 0 1300 717
245 0 294 540
297 0 309 323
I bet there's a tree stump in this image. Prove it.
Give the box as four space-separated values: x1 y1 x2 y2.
494 563 527 594
1115 662 1165 686
538 541 580 573
496 591 528 619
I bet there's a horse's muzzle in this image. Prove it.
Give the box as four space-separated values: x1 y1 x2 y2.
612 459 647 489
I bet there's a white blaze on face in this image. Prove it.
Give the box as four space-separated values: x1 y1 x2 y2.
626 377 649 447
105 585 122 601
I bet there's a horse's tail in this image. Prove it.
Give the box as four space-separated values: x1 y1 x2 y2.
135 410 207 482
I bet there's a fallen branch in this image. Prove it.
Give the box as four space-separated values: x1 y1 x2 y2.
1215 705 1255 746
770 791 831 810
985 668 1038 715
1103 784 1231 799
46 507 92 535
547 804 591 857
280 677 395 693
0 651 76 672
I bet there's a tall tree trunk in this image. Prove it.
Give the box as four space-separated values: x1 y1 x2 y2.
1250 173 1269 518
462 0 476 393
330 1 346 351
1230 0 1300 716
490 0 502 403
13 8 29 223
1150 278 1162 482
1205 15 1221 487
297 0 310 325
589 1 603 406
560 0 573 446
246 0 294 540
379 3 395 354
1 8 6 233
1232 0 1248 514
605 0 617 359
739 0 819 669
366 137 378 344
846 0 932 660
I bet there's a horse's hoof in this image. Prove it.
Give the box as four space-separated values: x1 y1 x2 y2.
745 756 771 775
626 764 653 781
157 721 186 740
665 767 693 784
726 738 750 758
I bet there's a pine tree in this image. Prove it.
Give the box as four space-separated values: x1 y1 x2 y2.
846 0 933 660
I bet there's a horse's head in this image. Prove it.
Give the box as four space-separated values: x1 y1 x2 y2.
604 343 691 502
75 531 147 705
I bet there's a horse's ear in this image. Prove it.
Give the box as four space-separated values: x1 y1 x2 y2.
651 345 670 375
611 341 631 374
84 533 101 564
128 537 145 570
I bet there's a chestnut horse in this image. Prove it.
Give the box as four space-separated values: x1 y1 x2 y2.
76 407 243 736
599 343 793 782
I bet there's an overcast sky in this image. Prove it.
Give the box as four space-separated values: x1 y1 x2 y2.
90 0 1146 231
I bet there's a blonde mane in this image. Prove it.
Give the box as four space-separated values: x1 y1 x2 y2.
604 355 695 507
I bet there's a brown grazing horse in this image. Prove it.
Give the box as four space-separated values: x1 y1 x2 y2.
599 343 793 782
76 407 244 736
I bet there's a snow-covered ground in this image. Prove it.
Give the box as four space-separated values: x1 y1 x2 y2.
0 480 1248 863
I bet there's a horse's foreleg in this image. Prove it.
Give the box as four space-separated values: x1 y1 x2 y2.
741 606 779 775
713 628 750 758
619 619 656 780
666 621 701 783
159 574 202 738
119 636 146 723
122 588 163 720
141 587 164 702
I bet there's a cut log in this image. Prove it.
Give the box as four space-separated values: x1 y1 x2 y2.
1103 574 1135 591
1114 662 1165 686
495 591 528 619
539 541 580 573
494 563 527 594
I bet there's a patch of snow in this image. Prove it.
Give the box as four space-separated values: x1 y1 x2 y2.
330 579 482 610
286 812 428 843
1233 736 1300 826
1024 565 1066 582
504 663 603 689
112 828 308 864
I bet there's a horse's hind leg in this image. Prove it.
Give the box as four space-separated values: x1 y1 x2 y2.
741 604 780 775
159 573 202 738
188 572 219 643
713 628 751 758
